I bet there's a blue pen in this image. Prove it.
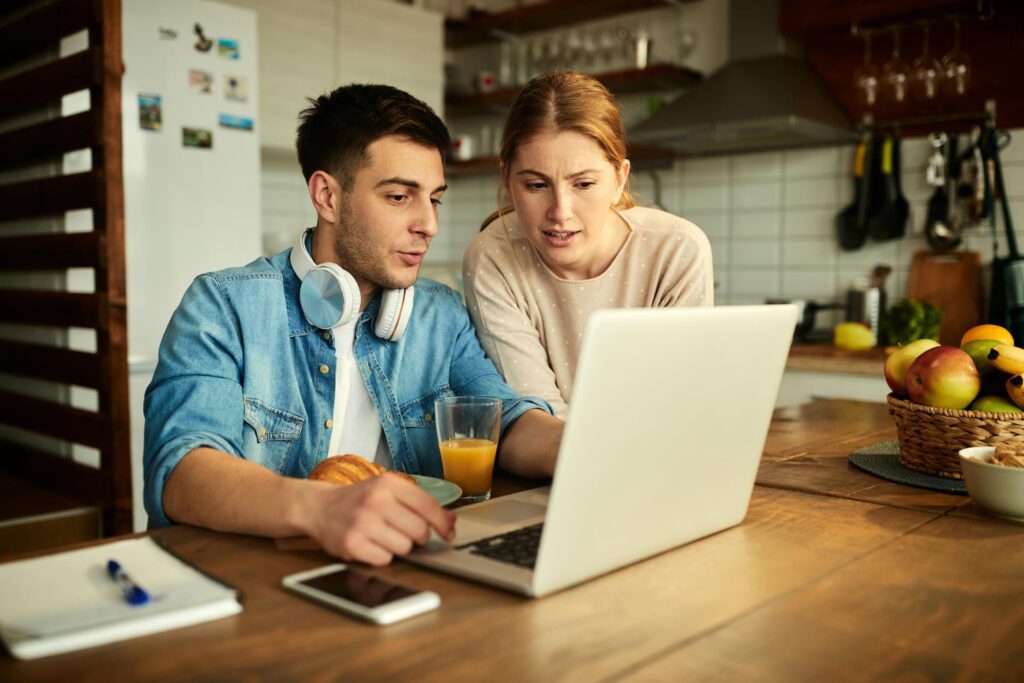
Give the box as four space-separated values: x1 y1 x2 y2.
106 559 150 606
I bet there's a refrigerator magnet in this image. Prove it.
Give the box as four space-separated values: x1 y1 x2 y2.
218 114 253 132
182 127 212 149
225 76 248 102
217 38 240 60
138 94 162 132
189 70 213 94
193 23 212 52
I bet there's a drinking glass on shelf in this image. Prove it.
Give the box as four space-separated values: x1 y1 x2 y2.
910 22 942 101
853 32 879 109
941 20 970 97
435 396 501 503
881 28 911 104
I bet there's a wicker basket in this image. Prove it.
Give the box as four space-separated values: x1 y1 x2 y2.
887 394 1024 479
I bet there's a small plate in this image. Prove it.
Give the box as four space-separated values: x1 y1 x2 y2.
411 474 462 506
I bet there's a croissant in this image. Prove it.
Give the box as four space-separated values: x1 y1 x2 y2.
308 454 414 485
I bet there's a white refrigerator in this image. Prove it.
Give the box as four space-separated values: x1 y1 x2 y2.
121 0 263 529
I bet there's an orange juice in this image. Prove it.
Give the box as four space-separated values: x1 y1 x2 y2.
439 438 497 495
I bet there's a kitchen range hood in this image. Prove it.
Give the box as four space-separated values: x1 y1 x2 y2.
630 0 857 155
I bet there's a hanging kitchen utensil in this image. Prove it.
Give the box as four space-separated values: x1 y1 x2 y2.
868 135 909 241
959 127 987 226
985 128 1024 341
925 133 961 250
837 134 872 250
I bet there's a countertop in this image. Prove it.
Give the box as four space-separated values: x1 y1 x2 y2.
787 343 889 376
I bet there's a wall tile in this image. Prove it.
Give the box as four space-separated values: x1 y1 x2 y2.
708 238 729 265
783 208 835 238
784 177 840 208
836 239 900 269
680 183 729 211
731 240 780 267
729 268 779 297
781 269 838 300
679 156 729 182
731 210 781 238
684 210 728 239
783 239 837 268
783 147 843 178
731 180 781 210
732 151 782 180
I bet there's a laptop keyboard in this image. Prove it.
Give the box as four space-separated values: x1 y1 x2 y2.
456 523 544 569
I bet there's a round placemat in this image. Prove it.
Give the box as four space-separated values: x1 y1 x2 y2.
849 441 967 495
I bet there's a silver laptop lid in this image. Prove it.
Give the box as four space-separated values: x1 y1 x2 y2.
532 305 797 596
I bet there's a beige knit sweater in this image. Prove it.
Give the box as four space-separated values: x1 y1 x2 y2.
463 206 714 418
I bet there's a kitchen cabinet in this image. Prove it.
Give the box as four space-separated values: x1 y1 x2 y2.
779 0 1024 134
445 0 700 48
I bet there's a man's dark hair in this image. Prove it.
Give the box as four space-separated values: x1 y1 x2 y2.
296 84 450 190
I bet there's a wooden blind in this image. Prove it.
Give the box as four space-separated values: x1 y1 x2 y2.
0 0 131 536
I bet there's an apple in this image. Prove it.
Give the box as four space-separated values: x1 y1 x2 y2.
905 346 981 409
884 338 941 397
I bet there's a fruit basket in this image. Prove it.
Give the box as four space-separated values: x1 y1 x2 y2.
887 394 1024 479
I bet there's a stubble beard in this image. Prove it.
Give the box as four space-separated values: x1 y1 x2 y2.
332 203 416 291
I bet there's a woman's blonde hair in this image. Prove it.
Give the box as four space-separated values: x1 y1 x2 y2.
480 70 634 230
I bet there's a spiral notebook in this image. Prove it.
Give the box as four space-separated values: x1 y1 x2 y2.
0 537 242 660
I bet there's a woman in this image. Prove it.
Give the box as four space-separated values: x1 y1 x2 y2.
463 71 714 418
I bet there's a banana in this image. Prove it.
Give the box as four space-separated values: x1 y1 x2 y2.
1006 375 1024 409
987 344 1024 375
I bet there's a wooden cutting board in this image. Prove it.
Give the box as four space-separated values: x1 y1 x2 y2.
906 250 983 346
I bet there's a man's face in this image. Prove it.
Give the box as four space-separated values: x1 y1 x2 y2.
331 135 446 292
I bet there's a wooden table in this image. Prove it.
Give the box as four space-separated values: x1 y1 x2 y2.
3 400 1023 681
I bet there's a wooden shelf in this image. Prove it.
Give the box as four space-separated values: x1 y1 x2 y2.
446 0 697 48
446 63 702 117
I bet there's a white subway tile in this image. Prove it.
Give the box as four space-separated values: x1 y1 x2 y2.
836 239 900 268
998 129 1024 162
678 156 729 182
901 170 934 201
783 147 844 178
1002 163 1024 198
783 208 835 238
899 137 933 172
784 177 840 208
727 295 766 305
731 210 781 238
783 239 837 268
684 210 728 239
731 152 782 180
708 238 730 266
729 268 779 297
780 269 838 300
730 240 780 267
680 183 729 211
731 180 781 210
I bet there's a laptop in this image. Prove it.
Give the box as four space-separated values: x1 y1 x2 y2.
406 304 797 597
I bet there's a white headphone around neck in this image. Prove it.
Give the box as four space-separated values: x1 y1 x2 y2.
289 229 414 341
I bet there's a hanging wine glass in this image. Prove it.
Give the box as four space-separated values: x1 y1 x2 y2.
853 31 879 109
941 20 970 97
910 22 942 101
881 27 911 104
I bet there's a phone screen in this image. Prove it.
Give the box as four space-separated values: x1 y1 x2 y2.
299 569 419 608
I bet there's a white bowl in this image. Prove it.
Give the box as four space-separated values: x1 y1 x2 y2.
958 447 1024 523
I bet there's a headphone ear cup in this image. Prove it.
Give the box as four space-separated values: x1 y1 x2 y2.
300 263 360 329
375 287 414 341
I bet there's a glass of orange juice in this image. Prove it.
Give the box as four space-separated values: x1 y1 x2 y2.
434 396 501 503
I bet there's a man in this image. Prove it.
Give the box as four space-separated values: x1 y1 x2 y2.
144 84 563 566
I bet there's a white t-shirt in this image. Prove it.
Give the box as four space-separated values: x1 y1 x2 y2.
325 318 393 468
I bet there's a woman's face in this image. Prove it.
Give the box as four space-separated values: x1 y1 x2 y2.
505 130 629 280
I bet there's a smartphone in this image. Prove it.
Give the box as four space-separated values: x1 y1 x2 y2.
281 564 440 625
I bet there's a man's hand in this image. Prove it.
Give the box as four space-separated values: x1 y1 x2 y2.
163 449 455 566
303 473 456 566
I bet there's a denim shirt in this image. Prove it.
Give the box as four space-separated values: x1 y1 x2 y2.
143 246 552 527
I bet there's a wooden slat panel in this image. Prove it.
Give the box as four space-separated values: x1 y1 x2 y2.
0 170 101 220
94 0 132 537
0 339 103 388
0 390 107 449
0 47 101 118
0 445 106 506
0 231 102 270
0 0 94 65
0 110 99 173
0 289 103 328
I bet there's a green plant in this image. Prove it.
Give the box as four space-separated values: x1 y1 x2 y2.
880 298 942 347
